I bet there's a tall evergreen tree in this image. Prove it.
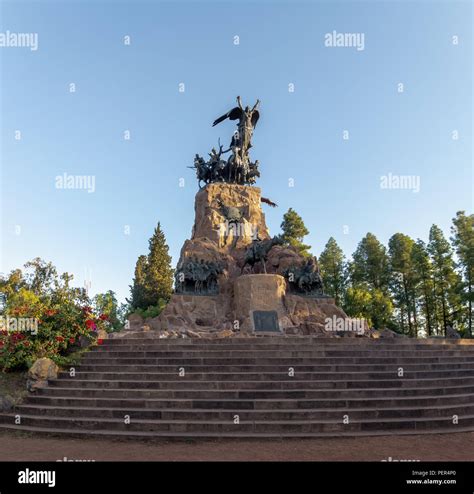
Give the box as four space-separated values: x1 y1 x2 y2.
451 211 474 337
427 224 461 335
128 255 148 310
280 208 311 256
350 233 390 291
346 233 393 330
319 237 346 306
411 240 436 336
144 222 174 306
388 233 418 337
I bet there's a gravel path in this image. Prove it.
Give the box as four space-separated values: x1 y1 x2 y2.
1 432 473 461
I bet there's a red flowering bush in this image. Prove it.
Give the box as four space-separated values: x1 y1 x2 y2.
0 259 111 371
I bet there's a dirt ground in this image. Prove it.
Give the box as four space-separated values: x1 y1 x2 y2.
0 431 473 461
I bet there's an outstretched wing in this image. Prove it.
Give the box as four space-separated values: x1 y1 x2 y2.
212 106 242 127
261 196 277 208
251 110 260 128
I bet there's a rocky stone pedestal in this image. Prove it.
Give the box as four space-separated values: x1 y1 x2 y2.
283 294 352 336
192 183 270 250
233 274 290 333
144 182 356 338
151 293 232 335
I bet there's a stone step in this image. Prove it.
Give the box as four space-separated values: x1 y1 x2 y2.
92 343 474 352
31 383 474 400
3 422 474 439
104 336 474 345
58 361 474 380
73 357 474 372
78 356 474 366
83 349 474 358
13 401 474 421
1 413 473 434
23 392 474 410
83 351 474 361
48 375 474 390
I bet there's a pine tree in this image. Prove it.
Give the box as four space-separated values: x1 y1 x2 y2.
411 240 436 336
427 224 461 335
280 208 311 256
143 222 174 306
350 233 390 291
451 211 474 337
128 255 148 310
388 233 418 337
319 237 346 306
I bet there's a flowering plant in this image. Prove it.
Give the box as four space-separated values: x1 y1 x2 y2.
0 259 111 371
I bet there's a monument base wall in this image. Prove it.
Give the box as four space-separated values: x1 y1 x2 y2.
233 274 290 333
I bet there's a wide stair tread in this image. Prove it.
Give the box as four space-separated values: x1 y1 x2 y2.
3 337 474 439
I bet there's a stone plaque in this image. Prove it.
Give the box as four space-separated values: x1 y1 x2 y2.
252 310 280 333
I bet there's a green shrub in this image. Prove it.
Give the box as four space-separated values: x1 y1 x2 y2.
131 299 167 320
0 259 111 371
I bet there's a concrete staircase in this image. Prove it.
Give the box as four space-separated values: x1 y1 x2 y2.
1 336 474 439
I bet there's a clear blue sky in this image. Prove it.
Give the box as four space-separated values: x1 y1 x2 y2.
1 0 472 303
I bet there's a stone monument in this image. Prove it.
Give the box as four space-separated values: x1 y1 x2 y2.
154 97 352 337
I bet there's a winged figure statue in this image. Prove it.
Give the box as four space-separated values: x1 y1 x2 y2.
212 96 260 164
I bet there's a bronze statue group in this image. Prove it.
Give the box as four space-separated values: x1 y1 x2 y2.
190 96 261 187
